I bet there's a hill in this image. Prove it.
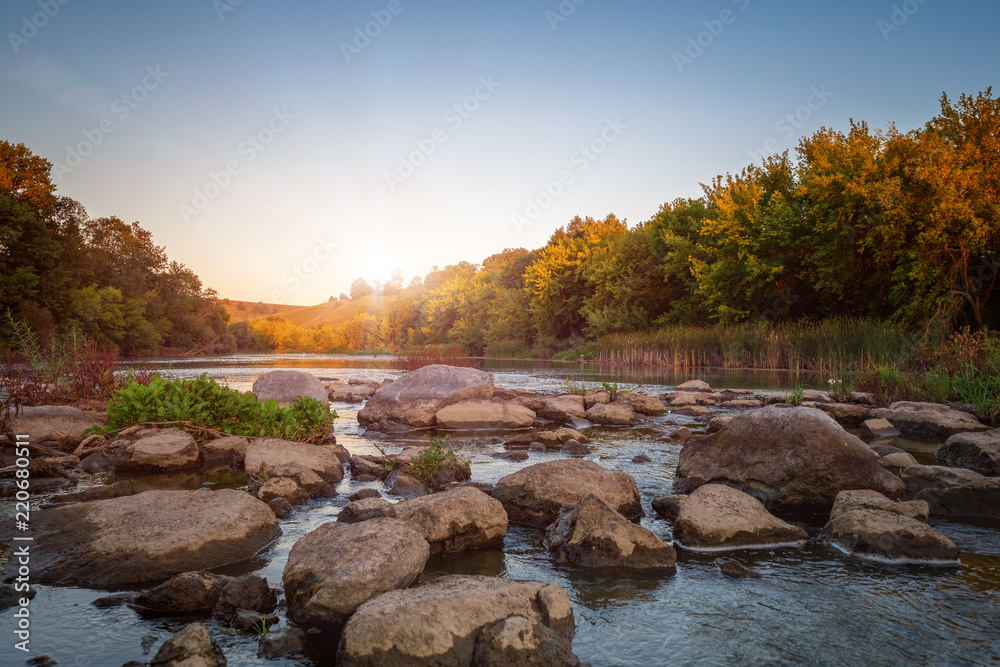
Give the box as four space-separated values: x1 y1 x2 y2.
218 300 305 324
250 294 399 329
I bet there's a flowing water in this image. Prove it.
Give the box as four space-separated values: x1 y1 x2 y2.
3 354 999 666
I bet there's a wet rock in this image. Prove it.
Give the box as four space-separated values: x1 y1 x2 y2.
26 655 58 667
322 442 352 465
45 480 133 505
78 451 114 472
669 427 692 441
348 487 382 501
7 405 103 449
338 575 574 667
850 392 876 405
536 395 588 423
675 407 904 514
870 401 990 440
545 494 676 569
150 622 227 666
668 392 710 407
471 615 582 667
623 393 668 416
585 400 635 426
231 610 278 633
829 489 929 523
673 405 713 418
390 486 508 554
900 464 985 497
860 418 901 442
632 454 651 464
28 489 281 587
528 442 546 452
494 459 642 528
268 497 293 519
706 416 731 434
914 477 1000 520
252 369 329 407
723 398 764 409
91 592 133 609
872 444 907 457
493 450 530 461
0 582 35 610
442 481 496 496
936 430 1000 477
651 494 686 521
358 364 494 427
257 477 308 506
819 508 960 565
133 571 230 614
327 383 376 403
283 518 430 631
245 438 344 484
584 387 611 409
386 470 430 497
337 496 393 523
114 428 201 472
349 456 388 481
715 558 761 579
434 399 536 430
200 436 248 467
505 428 587 450
257 626 307 659
813 402 870 428
565 416 593 430
676 380 711 393
560 440 592 456
673 484 808 552
213 575 277 623
879 451 918 470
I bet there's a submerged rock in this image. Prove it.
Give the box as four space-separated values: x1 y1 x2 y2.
673 484 808 552
715 558 761 579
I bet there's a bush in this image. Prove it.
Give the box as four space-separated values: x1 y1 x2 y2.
95 374 337 442
408 436 464 483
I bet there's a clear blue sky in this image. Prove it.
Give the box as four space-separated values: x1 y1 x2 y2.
2 0 998 305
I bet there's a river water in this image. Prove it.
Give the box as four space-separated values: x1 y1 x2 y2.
3 354 999 666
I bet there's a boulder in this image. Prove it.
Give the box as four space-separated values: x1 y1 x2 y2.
493 459 642 528
257 477 308 506
150 622 227 667
860 418 900 442
505 428 586 450
879 451 918 470
870 401 990 440
560 440 592 456
268 498 293 519
327 383 377 403
434 399 536 430
668 392 713 407
28 489 281 587
257 627 306 659
45 480 133 505
673 484 808 552
914 477 1000 520
386 471 430 497
6 405 102 448
802 389 834 404
632 454 651 463
706 416 732 434
723 399 764 409
936 430 1000 477
850 392 877 406
652 494 686 521
584 387 611 409
536 395 588 422
323 442 352 465
674 407 905 514
585 400 635 426
674 405 713 418
358 364 494 427
133 571 230 614
200 436 249 466
900 464 985 497
213 575 277 623
114 428 201 472
337 497 393 523
623 393 668 416
338 575 574 667
282 518 430 631
348 488 382 501
676 379 711 392
245 438 344 483
545 494 676 569
813 402 870 428
471 615 581 667
251 370 329 407
828 489 929 523
819 508 960 565
390 486 508 554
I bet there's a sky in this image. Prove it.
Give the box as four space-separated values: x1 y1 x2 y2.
1 0 998 306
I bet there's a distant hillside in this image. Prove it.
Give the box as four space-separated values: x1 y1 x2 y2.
250 294 399 329
218 300 305 323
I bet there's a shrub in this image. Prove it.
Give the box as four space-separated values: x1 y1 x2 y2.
408 436 464 483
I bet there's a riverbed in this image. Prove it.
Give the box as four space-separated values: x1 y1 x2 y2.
3 354 999 666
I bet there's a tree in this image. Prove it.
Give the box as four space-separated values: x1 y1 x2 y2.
349 277 373 300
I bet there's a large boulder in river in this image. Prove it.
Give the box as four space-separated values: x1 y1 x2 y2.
674 407 904 514
673 484 808 552
244 438 344 483
338 575 575 667
819 508 960 565
252 370 329 407
869 401 989 440
358 364 494 427
936 429 1000 477
434 399 536 430
493 459 642 527
545 494 676 569
28 489 281 587
6 405 102 448
389 486 508 555
114 428 202 472
282 518 429 632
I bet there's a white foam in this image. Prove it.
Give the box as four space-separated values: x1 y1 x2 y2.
824 541 961 567
672 539 807 554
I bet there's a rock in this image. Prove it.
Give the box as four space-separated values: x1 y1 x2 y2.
434 399 536 430
348 488 382 501
386 471 430 497
879 451 919 470
632 454 651 464
268 497 293 519
471 615 582 667
623 393 668 416
536 395 588 423
850 392 876 405
673 484 808 552
257 626 307 659
914 477 1000 520
676 379 711 392
585 400 635 426
669 427 692 441
673 405 713 418
78 451 114 472
828 489 929 523
415 455 472 492
114 428 201 472
584 387 611 409
349 456 388 481
860 418 901 442
150 622 227 667
801 389 834 404
46 480 133 505
565 416 593 431
668 392 708 407
675 407 905 514
283 518 430 631
358 364 494 427
133 571 230 614
560 440 592 456
26 655 58 667
91 592 133 608
651 494 686 521
7 405 102 448
213 575 277 623
706 416 732 434
0 583 35 610
724 399 764 409
251 370 329 407
338 497 393 523
231 610 278 633
528 442 546 452
322 442 352 465
715 558 761 579
245 438 344 484
294 468 336 498
200 436 248 467
900 464 985 497
327 383 376 403
936 430 1000 476
493 459 642 528
494 450 530 461
390 486 508 554
545 494 676 569
813 403 870 428
27 489 281 587
505 428 587 450
870 401 990 440
873 444 907 457
443 481 496 496
338 575 574 667
819 508 960 565
257 477 309 506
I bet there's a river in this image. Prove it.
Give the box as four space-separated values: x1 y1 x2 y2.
3 354 999 666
